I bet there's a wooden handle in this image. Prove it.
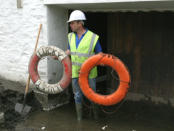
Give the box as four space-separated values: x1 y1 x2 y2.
24 75 31 95
24 24 42 95
34 24 42 53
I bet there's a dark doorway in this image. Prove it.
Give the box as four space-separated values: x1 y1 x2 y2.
85 12 108 53
85 12 109 94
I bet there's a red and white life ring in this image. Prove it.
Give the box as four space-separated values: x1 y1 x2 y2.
29 46 72 94
79 53 130 106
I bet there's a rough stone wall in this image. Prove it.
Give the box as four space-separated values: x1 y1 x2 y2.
0 0 47 84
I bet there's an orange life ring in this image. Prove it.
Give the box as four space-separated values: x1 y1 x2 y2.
29 46 72 94
79 53 130 106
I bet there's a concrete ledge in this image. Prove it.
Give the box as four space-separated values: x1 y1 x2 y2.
33 89 70 111
169 98 174 107
0 76 32 94
126 92 172 106
126 92 148 101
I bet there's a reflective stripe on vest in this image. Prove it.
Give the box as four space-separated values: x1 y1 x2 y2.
69 33 73 44
68 30 99 78
71 62 82 66
70 33 96 59
70 52 94 57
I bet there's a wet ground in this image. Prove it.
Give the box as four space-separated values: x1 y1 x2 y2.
0 88 41 131
14 101 174 131
0 87 174 131
0 78 174 131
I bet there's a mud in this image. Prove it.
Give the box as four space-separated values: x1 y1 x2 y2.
0 85 41 130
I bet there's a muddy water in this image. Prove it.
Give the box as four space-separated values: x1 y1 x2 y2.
14 101 174 131
0 88 40 131
0 82 174 131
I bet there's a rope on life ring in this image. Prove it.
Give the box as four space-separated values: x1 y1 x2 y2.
29 46 72 94
79 53 130 106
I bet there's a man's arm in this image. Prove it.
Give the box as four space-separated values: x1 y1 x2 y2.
95 40 102 53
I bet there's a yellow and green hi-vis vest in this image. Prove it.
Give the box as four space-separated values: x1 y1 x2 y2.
68 30 99 78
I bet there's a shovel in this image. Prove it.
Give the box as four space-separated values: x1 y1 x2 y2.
15 76 32 115
15 24 42 115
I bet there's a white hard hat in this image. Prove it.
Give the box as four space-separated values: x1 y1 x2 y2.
67 10 86 23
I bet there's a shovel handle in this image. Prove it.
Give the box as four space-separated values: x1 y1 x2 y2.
24 24 42 96
34 24 42 53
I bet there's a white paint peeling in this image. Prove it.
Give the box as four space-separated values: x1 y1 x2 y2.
36 46 67 61
35 79 63 94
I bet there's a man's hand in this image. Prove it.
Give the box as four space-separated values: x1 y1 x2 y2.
52 56 58 60
65 49 71 55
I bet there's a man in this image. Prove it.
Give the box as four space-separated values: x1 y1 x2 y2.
66 10 102 121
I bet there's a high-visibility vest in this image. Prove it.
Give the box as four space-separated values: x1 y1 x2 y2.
68 30 99 78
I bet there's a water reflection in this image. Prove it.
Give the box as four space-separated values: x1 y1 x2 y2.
16 102 174 131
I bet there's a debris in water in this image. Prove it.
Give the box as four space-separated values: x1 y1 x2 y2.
0 112 4 123
41 126 46 130
101 125 108 130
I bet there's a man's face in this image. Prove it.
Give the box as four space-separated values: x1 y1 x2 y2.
69 21 81 32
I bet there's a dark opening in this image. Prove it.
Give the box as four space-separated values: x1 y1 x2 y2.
68 11 174 98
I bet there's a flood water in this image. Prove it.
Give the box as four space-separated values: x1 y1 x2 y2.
0 81 174 131
14 101 174 131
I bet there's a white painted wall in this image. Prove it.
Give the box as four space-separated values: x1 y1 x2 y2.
0 0 47 84
47 6 68 84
